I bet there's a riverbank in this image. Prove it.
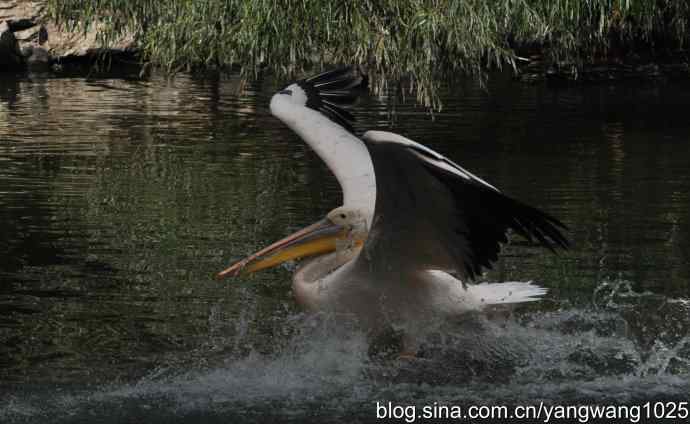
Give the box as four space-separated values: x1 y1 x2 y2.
2 1 689 104
0 0 135 72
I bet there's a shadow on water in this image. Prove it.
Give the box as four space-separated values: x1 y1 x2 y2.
1 71 689 422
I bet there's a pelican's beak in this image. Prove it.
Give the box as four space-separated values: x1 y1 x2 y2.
217 218 346 279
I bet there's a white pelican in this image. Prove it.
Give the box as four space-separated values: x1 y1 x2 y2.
218 67 568 355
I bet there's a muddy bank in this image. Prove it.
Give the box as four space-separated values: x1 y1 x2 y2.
0 0 136 71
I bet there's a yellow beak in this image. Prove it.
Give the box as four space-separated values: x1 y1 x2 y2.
217 218 346 279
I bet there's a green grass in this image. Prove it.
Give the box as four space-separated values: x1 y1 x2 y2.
46 0 690 106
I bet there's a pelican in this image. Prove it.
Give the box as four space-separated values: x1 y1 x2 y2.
218 67 568 355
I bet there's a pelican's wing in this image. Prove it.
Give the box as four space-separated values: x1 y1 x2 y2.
296 67 366 133
271 67 376 225
359 131 569 281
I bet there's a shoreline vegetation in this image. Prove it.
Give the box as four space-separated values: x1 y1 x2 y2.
11 1 690 105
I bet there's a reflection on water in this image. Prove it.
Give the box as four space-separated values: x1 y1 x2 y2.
1 71 689 422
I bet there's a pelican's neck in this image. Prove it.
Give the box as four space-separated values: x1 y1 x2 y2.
291 247 361 310
270 95 376 229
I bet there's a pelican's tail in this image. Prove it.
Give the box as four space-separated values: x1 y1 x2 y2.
469 281 547 306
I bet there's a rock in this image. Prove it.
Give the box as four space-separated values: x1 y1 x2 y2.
14 23 39 42
44 20 136 60
24 43 50 70
0 20 24 70
38 23 46 43
1 1 138 71
0 0 44 27
7 17 34 31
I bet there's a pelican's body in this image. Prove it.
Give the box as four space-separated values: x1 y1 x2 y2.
293 248 546 315
219 67 568 354
293 247 546 341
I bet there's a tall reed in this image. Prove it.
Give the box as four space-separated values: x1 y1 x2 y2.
47 0 690 105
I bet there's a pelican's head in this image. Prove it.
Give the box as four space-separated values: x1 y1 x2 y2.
327 206 368 240
217 207 367 279
269 67 363 133
269 83 310 124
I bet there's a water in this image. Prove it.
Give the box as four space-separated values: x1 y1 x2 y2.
1 71 689 423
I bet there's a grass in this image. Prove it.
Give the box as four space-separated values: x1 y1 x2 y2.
46 0 690 106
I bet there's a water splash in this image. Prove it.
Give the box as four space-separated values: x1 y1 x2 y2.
2 280 688 423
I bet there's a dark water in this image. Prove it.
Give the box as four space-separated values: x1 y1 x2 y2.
1 71 689 423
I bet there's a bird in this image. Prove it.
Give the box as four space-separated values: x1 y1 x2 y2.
217 67 569 356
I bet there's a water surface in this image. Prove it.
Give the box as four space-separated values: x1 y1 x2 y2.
1 71 689 423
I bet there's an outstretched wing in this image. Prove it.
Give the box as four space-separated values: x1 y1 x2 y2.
291 66 367 133
359 131 568 281
271 67 376 224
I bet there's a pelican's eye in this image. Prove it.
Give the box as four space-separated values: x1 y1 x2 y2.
339 213 347 220
278 89 293 96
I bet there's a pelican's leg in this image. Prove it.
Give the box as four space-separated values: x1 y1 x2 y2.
398 333 419 359
365 325 396 358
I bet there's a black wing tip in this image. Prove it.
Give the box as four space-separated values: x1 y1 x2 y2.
511 200 571 252
304 65 368 88
424 158 571 250
426 162 570 277
295 65 368 133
